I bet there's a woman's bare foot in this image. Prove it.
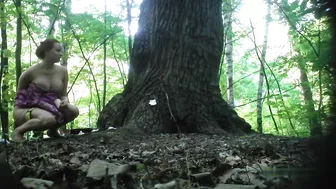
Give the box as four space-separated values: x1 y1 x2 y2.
12 129 26 142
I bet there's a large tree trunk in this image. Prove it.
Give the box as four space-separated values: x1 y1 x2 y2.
97 0 251 134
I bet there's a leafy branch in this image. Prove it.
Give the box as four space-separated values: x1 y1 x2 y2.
275 2 319 57
65 13 122 111
11 0 38 47
48 0 65 36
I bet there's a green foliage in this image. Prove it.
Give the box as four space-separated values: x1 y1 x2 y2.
219 0 333 136
2 49 12 58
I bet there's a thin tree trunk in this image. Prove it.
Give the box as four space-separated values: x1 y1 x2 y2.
256 0 271 133
298 61 322 136
111 37 126 87
61 0 71 68
0 0 9 138
15 0 22 86
251 20 280 135
48 1 56 36
102 40 107 106
126 0 133 63
103 0 107 106
60 0 72 132
98 0 252 134
224 0 234 107
48 0 61 37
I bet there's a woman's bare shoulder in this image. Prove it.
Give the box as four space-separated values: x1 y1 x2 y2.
55 64 67 72
22 63 39 75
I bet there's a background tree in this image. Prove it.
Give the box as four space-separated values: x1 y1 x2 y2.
256 0 271 134
15 0 22 86
60 0 72 68
0 0 9 137
223 0 235 107
277 0 327 136
97 0 252 134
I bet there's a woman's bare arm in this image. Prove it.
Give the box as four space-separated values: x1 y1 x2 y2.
60 66 69 104
17 68 33 90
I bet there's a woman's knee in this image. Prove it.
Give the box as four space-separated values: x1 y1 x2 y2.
13 108 29 126
73 106 79 118
39 115 57 127
30 108 57 127
63 105 79 120
70 105 79 117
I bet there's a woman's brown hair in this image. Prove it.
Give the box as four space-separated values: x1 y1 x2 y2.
35 38 60 59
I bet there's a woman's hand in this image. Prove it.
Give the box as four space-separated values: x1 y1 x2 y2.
59 100 69 108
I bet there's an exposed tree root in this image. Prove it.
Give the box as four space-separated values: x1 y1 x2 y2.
98 83 252 135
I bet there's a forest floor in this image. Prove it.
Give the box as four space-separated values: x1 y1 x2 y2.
0 128 320 189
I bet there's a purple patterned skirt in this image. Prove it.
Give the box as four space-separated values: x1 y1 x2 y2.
14 83 64 124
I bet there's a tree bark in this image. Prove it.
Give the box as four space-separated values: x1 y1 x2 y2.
97 0 251 134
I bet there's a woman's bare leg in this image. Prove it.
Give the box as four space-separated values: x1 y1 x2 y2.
13 108 57 142
48 104 79 137
12 119 42 141
61 104 79 122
